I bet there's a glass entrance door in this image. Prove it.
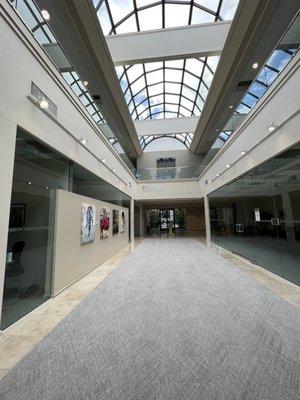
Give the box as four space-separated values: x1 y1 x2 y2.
160 209 175 231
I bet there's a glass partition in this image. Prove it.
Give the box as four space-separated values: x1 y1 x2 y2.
1 128 131 329
208 142 300 285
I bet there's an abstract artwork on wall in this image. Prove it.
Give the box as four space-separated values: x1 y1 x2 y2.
100 207 110 238
112 209 119 235
81 203 96 244
120 210 125 233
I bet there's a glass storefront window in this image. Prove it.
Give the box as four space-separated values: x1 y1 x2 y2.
1 128 131 329
208 142 300 285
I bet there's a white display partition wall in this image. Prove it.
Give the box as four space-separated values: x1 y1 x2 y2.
52 189 129 295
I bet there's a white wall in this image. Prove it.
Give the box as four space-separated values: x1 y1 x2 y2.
53 190 129 295
136 180 201 201
0 2 135 326
137 149 202 169
199 50 300 197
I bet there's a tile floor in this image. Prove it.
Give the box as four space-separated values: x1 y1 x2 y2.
0 237 299 380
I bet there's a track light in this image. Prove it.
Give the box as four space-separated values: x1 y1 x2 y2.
41 10 50 21
268 125 277 133
79 136 87 145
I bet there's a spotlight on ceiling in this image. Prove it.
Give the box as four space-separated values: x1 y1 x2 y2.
39 97 49 109
41 10 50 20
79 136 87 145
252 62 259 70
268 125 277 133
83 81 89 86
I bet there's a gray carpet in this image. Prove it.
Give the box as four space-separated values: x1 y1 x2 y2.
1 238 299 400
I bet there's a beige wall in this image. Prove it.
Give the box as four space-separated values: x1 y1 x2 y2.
53 190 129 295
186 207 205 233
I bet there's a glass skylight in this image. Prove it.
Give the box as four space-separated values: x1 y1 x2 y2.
116 56 219 121
93 0 240 35
139 133 194 150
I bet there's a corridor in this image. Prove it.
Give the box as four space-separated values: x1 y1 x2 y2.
0 238 299 400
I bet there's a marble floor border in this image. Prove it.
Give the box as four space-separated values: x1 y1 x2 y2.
209 242 300 308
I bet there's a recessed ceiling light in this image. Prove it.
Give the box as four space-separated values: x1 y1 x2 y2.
83 80 89 86
41 10 50 21
252 62 259 70
79 136 87 145
240 150 246 156
39 97 49 109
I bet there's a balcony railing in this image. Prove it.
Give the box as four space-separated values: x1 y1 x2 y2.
134 164 208 180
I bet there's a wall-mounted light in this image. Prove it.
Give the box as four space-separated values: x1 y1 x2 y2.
39 97 49 109
216 173 220 177
79 136 87 145
226 164 231 169
240 150 246 156
41 10 50 20
83 81 89 86
252 62 259 70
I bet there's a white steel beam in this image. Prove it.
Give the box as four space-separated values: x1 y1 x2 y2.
134 117 199 137
106 21 231 66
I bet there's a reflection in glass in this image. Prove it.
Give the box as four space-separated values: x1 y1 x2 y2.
208 142 300 285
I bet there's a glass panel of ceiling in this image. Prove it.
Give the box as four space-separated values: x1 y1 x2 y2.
139 133 194 150
116 56 220 124
93 0 240 35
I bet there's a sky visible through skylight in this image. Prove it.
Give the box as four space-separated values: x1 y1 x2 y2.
93 1 240 150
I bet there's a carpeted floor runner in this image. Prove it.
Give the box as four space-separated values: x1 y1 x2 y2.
0 238 299 399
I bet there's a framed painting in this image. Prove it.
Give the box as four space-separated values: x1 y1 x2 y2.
100 207 110 238
9 203 26 229
112 209 119 235
81 203 96 244
120 210 125 233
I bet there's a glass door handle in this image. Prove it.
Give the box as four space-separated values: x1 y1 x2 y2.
236 224 240 232
271 218 280 226
240 224 244 233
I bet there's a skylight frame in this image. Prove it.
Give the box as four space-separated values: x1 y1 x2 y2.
93 0 238 36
